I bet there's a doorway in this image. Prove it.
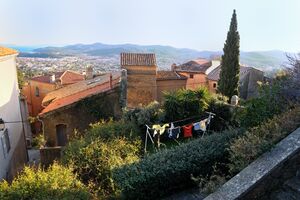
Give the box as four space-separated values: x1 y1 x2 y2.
56 124 67 146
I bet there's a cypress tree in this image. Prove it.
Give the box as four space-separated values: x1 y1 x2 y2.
218 9 240 98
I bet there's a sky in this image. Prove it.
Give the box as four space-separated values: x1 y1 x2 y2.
0 0 299 52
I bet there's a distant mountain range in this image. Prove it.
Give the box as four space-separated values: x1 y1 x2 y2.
12 43 293 75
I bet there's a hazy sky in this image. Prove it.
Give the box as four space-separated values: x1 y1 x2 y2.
0 0 299 52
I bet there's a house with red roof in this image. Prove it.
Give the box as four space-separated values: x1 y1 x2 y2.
38 73 123 147
121 52 265 107
22 70 85 118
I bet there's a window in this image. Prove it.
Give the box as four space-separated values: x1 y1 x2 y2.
189 74 194 79
213 83 217 88
1 129 11 158
35 87 39 97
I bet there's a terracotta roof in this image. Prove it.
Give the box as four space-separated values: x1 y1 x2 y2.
207 65 256 81
31 72 64 83
39 73 121 116
156 71 187 80
0 47 18 57
120 53 156 66
175 59 212 73
30 70 85 85
60 71 85 85
42 72 121 106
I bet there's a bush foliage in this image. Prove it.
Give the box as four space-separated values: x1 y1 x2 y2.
237 80 288 128
229 106 300 174
113 128 243 200
163 87 211 121
63 120 141 197
123 101 165 127
0 163 92 200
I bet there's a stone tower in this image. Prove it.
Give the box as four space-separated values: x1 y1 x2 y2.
120 53 157 108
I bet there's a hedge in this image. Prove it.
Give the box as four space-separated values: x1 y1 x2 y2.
0 163 92 200
229 106 300 174
112 128 243 200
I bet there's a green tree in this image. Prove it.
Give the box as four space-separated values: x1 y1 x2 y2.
218 9 240 98
17 68 25 89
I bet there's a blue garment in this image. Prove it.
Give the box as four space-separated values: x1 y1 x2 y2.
193 122 201 131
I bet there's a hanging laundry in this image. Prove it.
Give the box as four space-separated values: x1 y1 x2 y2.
152 124 169 136
193 118 208 132
183 125 193 138
168 123 181 139
199 119 208 132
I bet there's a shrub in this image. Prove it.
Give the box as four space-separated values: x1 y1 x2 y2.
207 96 233 131
112 128 243 200
228 106 300 174
31 134 46 148
123 101 165 127
64 137 140 197
163 87 211 121
192 163 227 195
0 163 92 200
63 120 141 197
87 119 141 141
237 80 288 128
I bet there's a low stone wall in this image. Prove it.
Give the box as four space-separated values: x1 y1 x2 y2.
40 146 63 168
204 127 300 200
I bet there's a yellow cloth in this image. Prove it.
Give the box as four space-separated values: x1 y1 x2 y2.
199 119 208 131
152 124 169 136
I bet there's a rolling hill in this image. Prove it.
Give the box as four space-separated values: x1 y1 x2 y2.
16 43 292 74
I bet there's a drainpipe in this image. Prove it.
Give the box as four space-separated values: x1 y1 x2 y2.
18 97 29 162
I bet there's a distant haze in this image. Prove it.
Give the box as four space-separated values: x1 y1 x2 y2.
12 42 290 76
0 0 299 52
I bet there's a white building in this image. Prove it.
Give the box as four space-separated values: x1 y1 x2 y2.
0 47 28 180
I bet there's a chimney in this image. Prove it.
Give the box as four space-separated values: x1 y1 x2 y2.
50 74 56 83
171 63 177 72
86 66 93 80
109 73 113 89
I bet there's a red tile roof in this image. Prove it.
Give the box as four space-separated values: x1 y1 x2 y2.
31 72 65 84
39 73 121 116
121 53 156 66
0 47 18 57
156 71 187 80
175 59 212 73
60 71 85 85
31 70 85 85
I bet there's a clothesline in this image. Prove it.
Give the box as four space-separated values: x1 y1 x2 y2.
146 111 216 127
144 112 216 153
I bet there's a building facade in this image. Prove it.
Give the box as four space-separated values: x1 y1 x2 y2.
207 65 264 99
0 47 28 180
121 53 265 107
39 73 122 147
22 71 85 118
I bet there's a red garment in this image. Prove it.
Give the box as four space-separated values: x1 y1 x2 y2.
183 125 193 138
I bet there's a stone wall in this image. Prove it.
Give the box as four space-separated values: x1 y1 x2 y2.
124 65 157 108
40 146 62 168
156 79 187 102
42 85 122 147
177 72 207 90
204 127 300 200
